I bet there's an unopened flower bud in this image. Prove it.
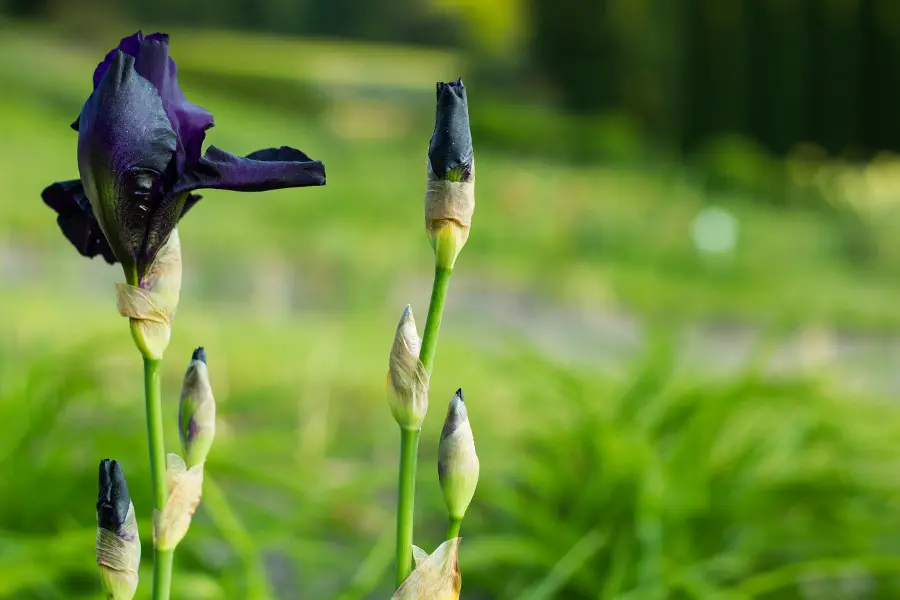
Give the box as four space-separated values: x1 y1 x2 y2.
392 538 461 600
179 346 216 468
154 453 204 551
387 305 429 430
425 79 475 271
116 228 182 359
438 389 479 520
96 459 140 599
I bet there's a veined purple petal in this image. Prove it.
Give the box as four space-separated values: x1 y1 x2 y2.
76 31 214 170
77 50 177 272
41 180 117 264
92 32 144 88
172 146 326 195
133 34 214 169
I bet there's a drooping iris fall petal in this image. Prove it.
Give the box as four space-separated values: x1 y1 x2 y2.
41 179 117 264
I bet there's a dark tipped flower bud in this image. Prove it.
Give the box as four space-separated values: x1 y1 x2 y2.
96 459 140 599
178 346 216 468
425 79 475 270
387 305 429 430
438 389 479 520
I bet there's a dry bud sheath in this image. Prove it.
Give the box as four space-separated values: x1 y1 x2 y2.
392 538 462 600
154 453 204 551
97 459 140 600
424 178 475 270
438 389 480 522
388 305 429 430
116 228 182 359
179 346 216 468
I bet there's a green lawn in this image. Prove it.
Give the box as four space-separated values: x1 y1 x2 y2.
3 24 900 600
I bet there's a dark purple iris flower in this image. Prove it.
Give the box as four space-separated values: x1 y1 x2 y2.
42 32 325 284
428 79 473 183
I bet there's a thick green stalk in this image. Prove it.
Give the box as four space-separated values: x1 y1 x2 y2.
419 266 452 375
143 357 172 600
446 517 462 540
395 428 420 586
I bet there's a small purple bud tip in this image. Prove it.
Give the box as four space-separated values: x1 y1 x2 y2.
192 346 206 363
97 459 131 532
441 388 468 440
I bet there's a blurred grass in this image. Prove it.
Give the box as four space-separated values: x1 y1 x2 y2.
2 23 900 600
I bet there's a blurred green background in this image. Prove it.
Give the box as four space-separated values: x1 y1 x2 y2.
4 1 900 599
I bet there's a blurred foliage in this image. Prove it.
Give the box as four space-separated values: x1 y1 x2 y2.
8 0 900 159
4 325 900 599
530 0 900 158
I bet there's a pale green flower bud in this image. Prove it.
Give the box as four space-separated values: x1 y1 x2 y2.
178 347 216 468
387 305 429 430
96 459 140 599
438 389 479 520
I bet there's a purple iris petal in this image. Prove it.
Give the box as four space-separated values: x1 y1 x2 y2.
42 180 203 265
80 31 214 169
172 146 326 195
77 50 177 271
42 180 117 264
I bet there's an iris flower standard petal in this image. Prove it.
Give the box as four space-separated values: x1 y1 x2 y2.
77 49 178 279
43 31 326 284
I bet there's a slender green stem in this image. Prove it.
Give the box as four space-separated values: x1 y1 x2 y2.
143 357 172 600
393 264 453 586
419 266 452 375
152 550 174 600
446 516 462 540
395 428 420 586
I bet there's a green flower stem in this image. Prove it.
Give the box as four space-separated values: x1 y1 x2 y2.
395 427 420 586
143 357 173 600
394 265 453 586
446 516 463 540
152 550 174 600
419 266 452 374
